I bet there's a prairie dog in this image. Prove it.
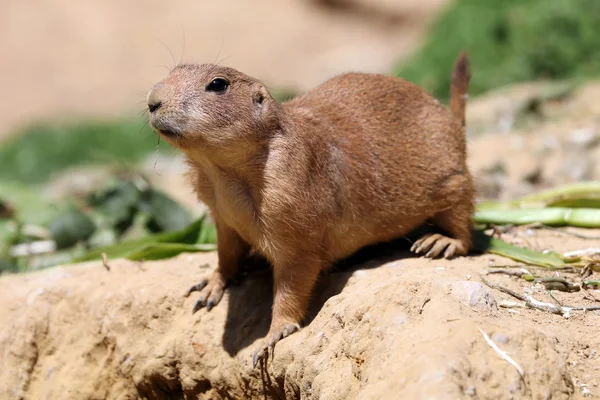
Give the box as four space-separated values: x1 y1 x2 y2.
147 53 473 366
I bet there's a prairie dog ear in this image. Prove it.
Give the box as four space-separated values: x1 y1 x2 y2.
252 85 270 112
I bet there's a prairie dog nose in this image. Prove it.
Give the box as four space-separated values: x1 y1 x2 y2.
147 84 166 113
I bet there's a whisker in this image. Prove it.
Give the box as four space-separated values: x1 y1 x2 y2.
138 118 150 134
153 134 162 176
213 37 224 65
153 36 176 70
216 53 233 67
179 24 186 66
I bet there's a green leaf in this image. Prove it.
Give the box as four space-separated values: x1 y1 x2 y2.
86 178 141 235
196 218 217 244
584 280 600 289
142 189 192 233
472 230 568 269
73 215 216 263
0 181 60 225
126 243 217 261
48 206 97 249
0 258 18 273
477 181 600 209
474 207 600 228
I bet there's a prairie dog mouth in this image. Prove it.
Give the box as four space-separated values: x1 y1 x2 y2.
149 116 182 138
157 128 180 138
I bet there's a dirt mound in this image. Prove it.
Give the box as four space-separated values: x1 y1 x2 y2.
1 225 598 400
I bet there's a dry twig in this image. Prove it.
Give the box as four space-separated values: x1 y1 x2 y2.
101 252 111 271
480 275 527 301
486 269 530 278
535 277 580 292
478 328 524 378
563 248 600 258
481 276 600 316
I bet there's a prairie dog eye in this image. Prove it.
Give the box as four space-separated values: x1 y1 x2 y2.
206 78 229 93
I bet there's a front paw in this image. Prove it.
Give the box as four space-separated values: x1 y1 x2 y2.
252 322 300 368
186 271 227 313
410 233 467 259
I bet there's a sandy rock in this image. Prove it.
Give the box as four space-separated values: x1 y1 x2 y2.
449 281 498 312
1 245 592 399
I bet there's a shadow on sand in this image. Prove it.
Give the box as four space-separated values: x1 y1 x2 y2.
217 224 497 356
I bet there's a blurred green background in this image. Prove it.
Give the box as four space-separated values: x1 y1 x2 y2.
397 0 600 101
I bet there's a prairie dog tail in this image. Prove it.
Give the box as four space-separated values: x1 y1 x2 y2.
449 52 471 128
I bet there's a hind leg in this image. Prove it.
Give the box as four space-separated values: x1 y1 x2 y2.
411 198 473 259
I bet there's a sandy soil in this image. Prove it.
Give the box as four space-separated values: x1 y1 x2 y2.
0 228 598 399
0 0 448 141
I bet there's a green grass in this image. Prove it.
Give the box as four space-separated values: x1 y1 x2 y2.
0 117 175 184
394 0 600 102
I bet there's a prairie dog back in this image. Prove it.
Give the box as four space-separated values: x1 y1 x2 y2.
279 71 472 258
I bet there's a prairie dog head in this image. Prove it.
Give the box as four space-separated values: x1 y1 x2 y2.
147 64 279 151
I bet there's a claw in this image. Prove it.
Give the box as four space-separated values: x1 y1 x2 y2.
412 233 466 259
251 323 301 368
425 239 448 258
206 299 216 311
444 243 457 259
188 273 227 314
192 298 206 314
253 347 267 369
187 280 208 296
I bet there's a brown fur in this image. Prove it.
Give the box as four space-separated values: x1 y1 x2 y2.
147 52 474 364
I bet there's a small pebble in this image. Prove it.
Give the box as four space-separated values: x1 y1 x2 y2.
569 127 598 148
541 135 561 151
492 332 509 344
